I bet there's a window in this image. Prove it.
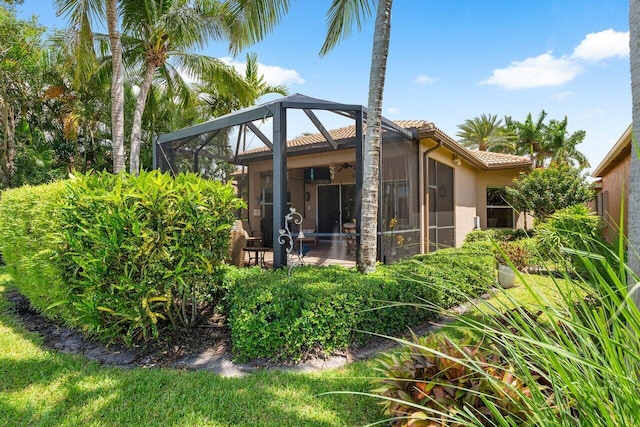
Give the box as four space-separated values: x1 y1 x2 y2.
486 187 514 228
428 159 454 251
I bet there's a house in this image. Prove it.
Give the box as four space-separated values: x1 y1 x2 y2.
591 124 632 242
155 94 531 267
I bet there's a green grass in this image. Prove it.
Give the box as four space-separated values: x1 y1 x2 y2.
0 267 581 427
0 268 382 427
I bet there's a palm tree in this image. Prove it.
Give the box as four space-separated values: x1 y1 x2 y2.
456 114 514 152
106 0 125 173
54 0 126 173
628 0 640 294
322 0 392 273
195 52 288 118
506 110 548 167
542 116 589 170
121 0 257 174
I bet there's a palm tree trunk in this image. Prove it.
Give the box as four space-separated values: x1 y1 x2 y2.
106 0 126 174
129 63 156 175
0 97 15 187
358 0 393 273
629 0 640 305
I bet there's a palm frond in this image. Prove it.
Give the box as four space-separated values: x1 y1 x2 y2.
320 0 374 56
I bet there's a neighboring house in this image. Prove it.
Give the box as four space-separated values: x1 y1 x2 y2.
591 124 632 242
156 94 531 266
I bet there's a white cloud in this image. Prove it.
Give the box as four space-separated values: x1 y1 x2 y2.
578 108 605 120
481 52 583 89
221 57 305 86
550 91 574 102
415 74 437 85
387 107 400 115
572 29 629 62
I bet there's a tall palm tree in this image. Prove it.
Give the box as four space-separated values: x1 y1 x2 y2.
121 0 257 174
106 0 125 173
628 0 640 293
542 116 589 170
456 114 514 152
54 0 126 173
322 0 391 273
506 110 548 168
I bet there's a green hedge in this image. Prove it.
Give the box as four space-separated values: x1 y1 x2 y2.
226 247 495 362
0 171 244 344
0 181 69 319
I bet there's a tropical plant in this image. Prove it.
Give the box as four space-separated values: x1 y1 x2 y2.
456 113 514 152
542 116 589 169
505 164 594 221
120 0 260 174
373 333 548 426
364 225 640 425
0 5 45 187
54 0 127 173
506 110 589 170
505 110 547 166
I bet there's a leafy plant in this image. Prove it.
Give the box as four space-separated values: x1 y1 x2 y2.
505 164 594 221
56 170 244 343
366 221 640 425
373 333 548 426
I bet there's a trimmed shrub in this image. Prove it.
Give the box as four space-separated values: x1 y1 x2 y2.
56 171 244 343
0 181 69 319
0 171 243 344
226 246 495 362
464 228 532 244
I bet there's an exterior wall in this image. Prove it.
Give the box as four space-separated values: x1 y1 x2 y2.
419 140 527 249
476 169 528 230
599 153 630 242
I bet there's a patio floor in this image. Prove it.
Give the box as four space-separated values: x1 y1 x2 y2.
247 240 356 269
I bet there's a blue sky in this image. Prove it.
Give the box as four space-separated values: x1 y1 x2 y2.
18 1 631 172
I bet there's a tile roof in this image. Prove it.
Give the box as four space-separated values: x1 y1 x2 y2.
240 120 432 156
468 150 532 167
239 119 531 170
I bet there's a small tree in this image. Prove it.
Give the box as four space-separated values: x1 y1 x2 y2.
505 165 594 222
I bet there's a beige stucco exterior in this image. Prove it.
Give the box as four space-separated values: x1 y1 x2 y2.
418 138 529 249
242 134 529 258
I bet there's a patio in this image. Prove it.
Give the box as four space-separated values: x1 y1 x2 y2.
245 240 356 268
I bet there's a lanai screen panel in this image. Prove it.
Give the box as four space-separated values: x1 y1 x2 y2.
380 137 420 263
155 126 241 181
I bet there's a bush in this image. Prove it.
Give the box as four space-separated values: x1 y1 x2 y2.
373 333 547 426
0 171 244 345
534 204 612 274
0 181 69 319
492 238 542 271
464 228 532 244
56 171 244 343
226 247 495 362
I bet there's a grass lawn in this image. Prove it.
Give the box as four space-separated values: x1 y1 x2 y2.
0 267 572 427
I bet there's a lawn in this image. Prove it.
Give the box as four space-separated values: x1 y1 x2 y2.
0 267 571 427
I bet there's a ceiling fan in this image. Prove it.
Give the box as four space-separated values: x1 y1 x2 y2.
338 162 355 171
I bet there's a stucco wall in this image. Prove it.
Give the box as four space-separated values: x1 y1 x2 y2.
476 169 528 230
600 153 630 242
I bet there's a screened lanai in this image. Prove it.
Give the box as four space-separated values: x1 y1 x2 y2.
155 93 420 268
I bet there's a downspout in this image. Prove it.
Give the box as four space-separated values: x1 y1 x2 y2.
423 138 442 253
